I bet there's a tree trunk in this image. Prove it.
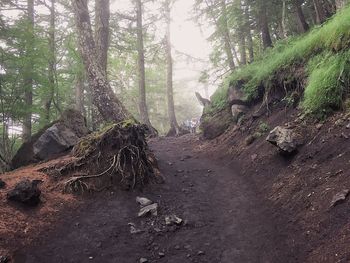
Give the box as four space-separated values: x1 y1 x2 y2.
44 0 56 124
237 0 247 65
220 0 236 70
313 0 326 23
243 2 254 62
22 0 34 142
294 0 309 33
75 73 85 114
95 0 110 73
165 0 179 135
136 0 151 126
72 0 131 122
258 0 273 49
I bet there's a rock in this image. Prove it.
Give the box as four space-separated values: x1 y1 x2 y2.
231 104 248 124
330 189 349 207
197 251 205 256
138 203 158 217
316 123 323 130
12 109 89 169
0 178 6 189
0 256 9 263
7 179 42 206
158 252 165 258
139 258 148 263
266 126 298 154
245 135 255 146
128 223 143 234
136 197 153 207
33 123 80 160
165 215 183 226
346 123 350 129
251 154 258 161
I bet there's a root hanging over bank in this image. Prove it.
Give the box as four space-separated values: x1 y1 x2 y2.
42 122 162 193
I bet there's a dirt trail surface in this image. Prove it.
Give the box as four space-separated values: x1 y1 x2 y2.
13 135 298 263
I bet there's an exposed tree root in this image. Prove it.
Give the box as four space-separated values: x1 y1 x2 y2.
43 122 162 194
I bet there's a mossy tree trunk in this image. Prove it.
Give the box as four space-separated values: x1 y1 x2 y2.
258 0 273 49
72 0 131 123
95 0 110 74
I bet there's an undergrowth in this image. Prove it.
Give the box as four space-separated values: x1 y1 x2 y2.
210 6 350 116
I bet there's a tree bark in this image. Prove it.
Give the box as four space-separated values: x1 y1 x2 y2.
72 0 131 122
258 0 273 49
165 0 179 135
75 73 85 114
237 0 247 65
95 0 110 73
312 0 326 24
294 0 309 33
44 0 56 124
22 0 34 142
243 2 254 62
136 0 151 126
219 0 236 70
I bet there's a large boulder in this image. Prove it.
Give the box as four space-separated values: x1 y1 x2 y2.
266 126 299 154
12 109 89 169
200 106 233 140
7 179 41 206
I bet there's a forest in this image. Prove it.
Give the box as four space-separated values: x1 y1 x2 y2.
1 0 350 262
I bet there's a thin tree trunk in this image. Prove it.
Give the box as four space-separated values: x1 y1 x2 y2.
165 0 179 135
95 0 110 73
258 0 273 49
22 0 34 142
244 2 254 62
136 0 151 126
44 0 56 124
238 0 247 65
294 0 309 33
281 0 287 38
313 0 326 23
220 0 236 70
72 0 131 122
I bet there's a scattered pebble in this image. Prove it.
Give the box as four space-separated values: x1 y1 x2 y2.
139 258 148 263
136 197 153 207
158 252 165 258
197 250 205 256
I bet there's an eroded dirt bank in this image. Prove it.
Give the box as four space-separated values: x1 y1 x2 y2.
10 135 299 263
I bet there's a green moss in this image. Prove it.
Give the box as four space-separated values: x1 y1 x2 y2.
209 6 350 116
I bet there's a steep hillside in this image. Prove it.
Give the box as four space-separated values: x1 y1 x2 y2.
199 6 350 262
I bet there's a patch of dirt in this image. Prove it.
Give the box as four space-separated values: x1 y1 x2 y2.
6 135 299 263
200 101 350 262
0 157 79 258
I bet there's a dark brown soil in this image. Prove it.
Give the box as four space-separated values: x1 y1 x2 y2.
9 135 299 263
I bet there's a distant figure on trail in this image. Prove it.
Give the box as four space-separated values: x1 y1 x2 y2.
190 118 198 134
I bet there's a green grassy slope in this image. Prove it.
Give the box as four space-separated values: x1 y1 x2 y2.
211 6 350 116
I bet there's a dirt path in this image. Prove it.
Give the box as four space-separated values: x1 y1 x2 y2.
13 135 297 263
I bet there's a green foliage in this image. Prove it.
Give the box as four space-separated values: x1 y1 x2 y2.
210 6 350 116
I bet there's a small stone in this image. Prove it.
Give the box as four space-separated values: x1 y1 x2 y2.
88 256 93 260
184 245 191 250
197 251 205 256
139 258 148 263
0 256 9 263
251 154 258 161
136 197 153 207
316 123 323 130
138 203 158 217
346 123 350 129
175 245 180 250
330 189 350 207
158 252 165 258
7 179 42 206
165 215 183 225
244 135 255 146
